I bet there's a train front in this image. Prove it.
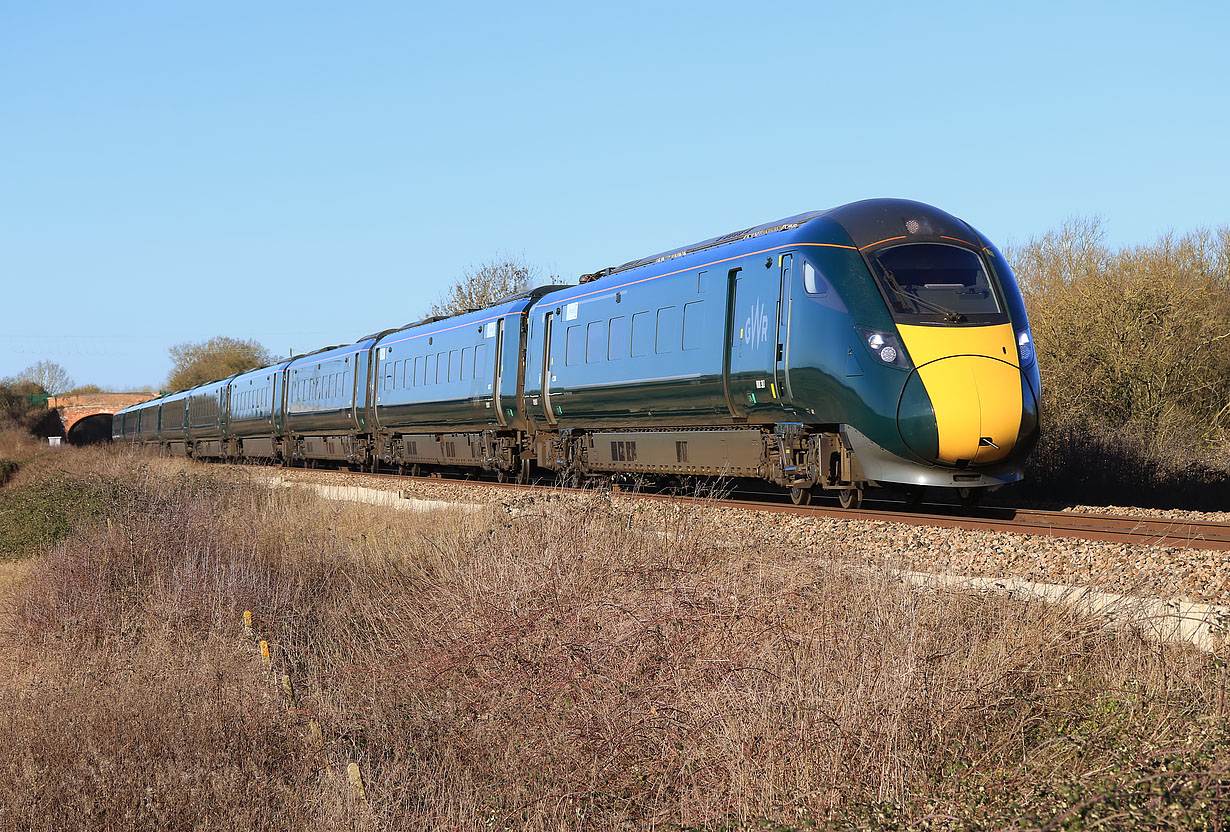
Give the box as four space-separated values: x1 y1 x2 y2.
799 199 1041 496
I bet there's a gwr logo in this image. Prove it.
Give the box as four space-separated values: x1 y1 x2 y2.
744 298 770 349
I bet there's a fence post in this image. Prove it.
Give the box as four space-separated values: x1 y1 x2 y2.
347 762 368 804
281 672 296 709
308 718 324 752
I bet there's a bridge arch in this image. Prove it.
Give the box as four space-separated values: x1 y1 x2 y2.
48 393 154 446
66 413 113 445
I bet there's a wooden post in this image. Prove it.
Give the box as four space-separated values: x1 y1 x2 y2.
308 719 324 752
281 673 296 709
347 762 367 804
259 640 271 669
243 609 254 638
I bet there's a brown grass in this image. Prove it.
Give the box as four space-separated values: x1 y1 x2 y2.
1 449 1229 830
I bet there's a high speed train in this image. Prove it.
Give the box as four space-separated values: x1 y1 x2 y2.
115 198 1041 507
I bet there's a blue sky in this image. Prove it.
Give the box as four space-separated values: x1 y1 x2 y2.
2 1 1227 390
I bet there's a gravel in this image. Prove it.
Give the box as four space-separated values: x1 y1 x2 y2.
242 467 1230 605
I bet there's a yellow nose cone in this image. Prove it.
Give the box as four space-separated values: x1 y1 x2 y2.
897 324 1023 465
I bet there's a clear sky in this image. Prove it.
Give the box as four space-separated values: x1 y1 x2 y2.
2 1 1227 391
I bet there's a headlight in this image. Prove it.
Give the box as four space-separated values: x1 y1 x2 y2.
1017 329 1035 367
858 327 911 369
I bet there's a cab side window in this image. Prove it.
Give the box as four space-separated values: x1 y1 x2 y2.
803 261 828 295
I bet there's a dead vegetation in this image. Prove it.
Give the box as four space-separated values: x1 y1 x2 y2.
1008 221 1230 509
1 447 1229 830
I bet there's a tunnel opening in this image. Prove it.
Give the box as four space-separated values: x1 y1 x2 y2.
67 413 114 446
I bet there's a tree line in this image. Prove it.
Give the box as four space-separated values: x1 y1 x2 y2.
1008 220 1230 505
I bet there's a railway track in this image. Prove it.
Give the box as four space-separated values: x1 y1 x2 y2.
273 465 1230 552
686 498 1230 552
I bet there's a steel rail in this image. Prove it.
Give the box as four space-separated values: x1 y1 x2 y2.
639 494 1230 551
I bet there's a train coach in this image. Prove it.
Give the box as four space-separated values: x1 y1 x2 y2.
115 198 1040 506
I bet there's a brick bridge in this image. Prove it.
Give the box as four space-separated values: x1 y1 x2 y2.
48 393 154 445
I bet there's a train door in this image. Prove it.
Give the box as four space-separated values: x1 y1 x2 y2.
353 349 370 430
492 318 507 427
725 264 780 418
541 311 558 426
273 371 284 434
776 252 793 403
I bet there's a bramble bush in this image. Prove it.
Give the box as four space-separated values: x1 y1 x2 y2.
1008 220 1230 507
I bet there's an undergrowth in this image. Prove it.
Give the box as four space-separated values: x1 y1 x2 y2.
0 448 1228 830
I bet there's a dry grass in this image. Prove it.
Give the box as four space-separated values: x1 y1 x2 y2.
1 449 1229 830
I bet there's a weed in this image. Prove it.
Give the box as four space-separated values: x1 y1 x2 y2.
1 448 1228 830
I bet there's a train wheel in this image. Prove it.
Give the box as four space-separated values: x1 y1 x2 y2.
518 458 532 484
837 488 863 509
904 486 926 509
789 486 812 506
958 487 983 508
496 469 510 484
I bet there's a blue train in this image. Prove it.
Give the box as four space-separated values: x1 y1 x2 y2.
114 198 1041 507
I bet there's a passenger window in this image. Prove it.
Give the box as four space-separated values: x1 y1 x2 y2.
474 343 486 377
682 301 704 351
804 261 828 295
586 321 604 363
436 352 446 383
655 305 678 354
461 347 472 380
425 354 436 385
565 325 584 366
449 350 459 382
608 316 627 360
631 312 652 358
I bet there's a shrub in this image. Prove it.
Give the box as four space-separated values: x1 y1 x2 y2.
1008 220 1230 504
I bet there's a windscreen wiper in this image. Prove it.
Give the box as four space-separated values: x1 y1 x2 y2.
876 263 966 323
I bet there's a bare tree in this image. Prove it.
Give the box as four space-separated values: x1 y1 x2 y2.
428 256 540 318
167 336 273 391
16 360 74 397
1011 219 1230 446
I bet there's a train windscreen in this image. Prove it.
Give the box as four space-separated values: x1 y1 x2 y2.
868 243 1007 325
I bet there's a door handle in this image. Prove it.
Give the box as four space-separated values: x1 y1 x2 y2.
776 344 784 362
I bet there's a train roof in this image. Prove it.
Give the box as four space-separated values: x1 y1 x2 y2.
575 198 983 284
286 338 376 369
578 210 827 283
370 284 572 351
228 360 293 385
359 284 571 343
